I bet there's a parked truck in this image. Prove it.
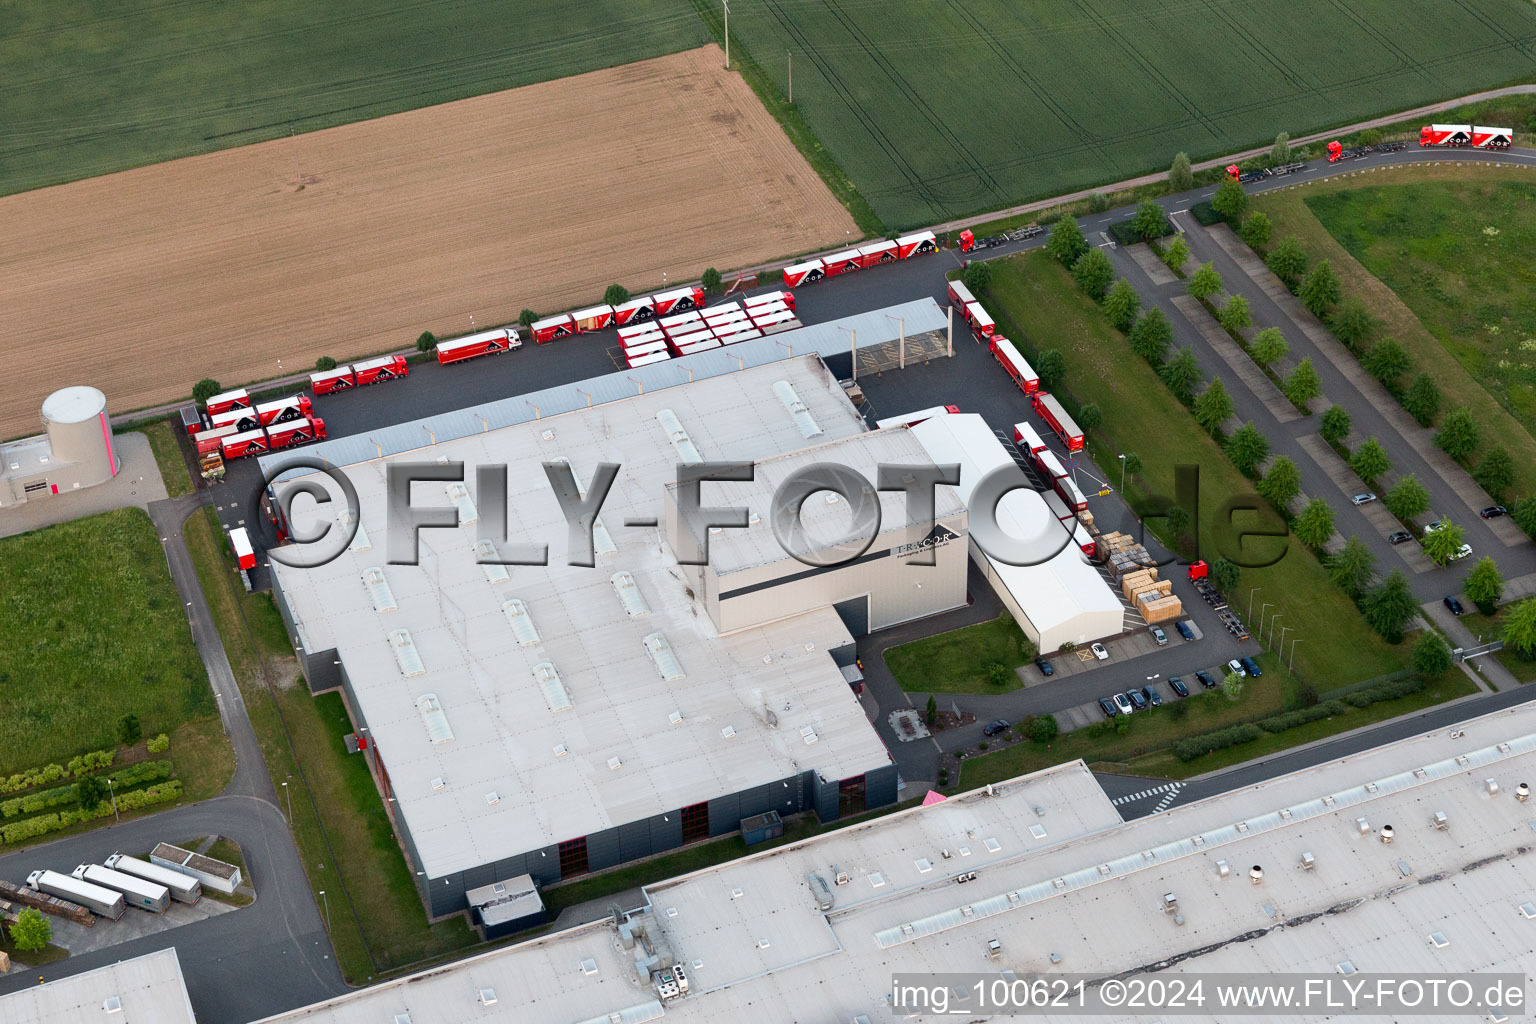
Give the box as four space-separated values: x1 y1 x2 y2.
1032 392 1085 451
28 868 125 920
104 853 202 905
73 863 170 913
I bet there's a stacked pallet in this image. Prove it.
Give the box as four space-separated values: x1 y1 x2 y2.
1120 568 1157 602
1140 594 1184 623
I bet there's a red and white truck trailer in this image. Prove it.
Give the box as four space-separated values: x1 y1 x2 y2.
571 305 615 332
653 286 706 316
896 230 937 259
255 395 313 426
1012 422 1047 454
208 406 256 432
1419 124 1511 149
435 328 520 365
1036 449 1068 482
229 526 257 571
783 260 825 288
856 240 899 267
220 416 326 459
613 296 657 325
659 310 704 336
1032 392 1084 452
946 279 975 310
352 355 409 385
714 326 763 345
1054 475 1088 513
821 249 865 277
627 350 671 368
964 301 995 339
530 314 575 344
749 308 800 334
744 290 795 312
990 337 1038 394
204 388 251 417
194 424 241 455
309 365 357 395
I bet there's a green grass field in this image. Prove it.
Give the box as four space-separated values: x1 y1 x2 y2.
984 250 1408 687
1306 181 1536 441
883 614 1034 693
724 0 1536 227
1 1 707 197
1254 164 1536 503
0 508 212 775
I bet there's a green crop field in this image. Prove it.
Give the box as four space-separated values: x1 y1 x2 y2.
1 1 707 197
723 0 1536 227
1306 180 1536 440
0 508 212 774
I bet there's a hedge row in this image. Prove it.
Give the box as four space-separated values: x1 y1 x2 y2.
1190 201 1223 226
0 760 175 820
1107 215 1175 246
1175 676 1429 762
0 781 182 846
1173 723 1263 762
0 749 115 795
1257 700 1348 734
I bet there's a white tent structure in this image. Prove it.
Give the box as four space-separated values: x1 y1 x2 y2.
910 413 1122 649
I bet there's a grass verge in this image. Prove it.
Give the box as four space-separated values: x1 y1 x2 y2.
1459 610 1536 683
0 507 214 774
0 933 69 967
182 506 476 983
984 250 1407 686
171 835 255 907
1252 162 1536 501
883 614 1035 693
136 419 194 498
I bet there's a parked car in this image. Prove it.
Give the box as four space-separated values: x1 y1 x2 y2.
1098 697 1118 718
1424 520 1448 537
1350 492 1377 506
1176 620 1195 641
1451 543 1473 561
1239 656 1262 677
1387 531 1413 545
1034 657 1055 676
1112 692 1134 715
1169 676 1190 698
1149 625 1168 646
1444 595 1465 616
1196 669 1216 689
983 719 1010 737
1126 689 1148 711
1481 505 1507 519
1226 658 1247 677
1090 642 1109 661
1141 685 1163 706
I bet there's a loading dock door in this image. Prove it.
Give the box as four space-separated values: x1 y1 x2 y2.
833 595 869 637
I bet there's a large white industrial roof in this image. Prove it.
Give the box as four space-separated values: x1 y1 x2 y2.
251 700 1536 1024
269 358 893 878
0 948 196 1024
669 427 967 576
909 413 1122 643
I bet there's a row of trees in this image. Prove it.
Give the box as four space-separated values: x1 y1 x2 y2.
1249 229 1524 509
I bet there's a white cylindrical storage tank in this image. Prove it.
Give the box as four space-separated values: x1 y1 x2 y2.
41 385 119 488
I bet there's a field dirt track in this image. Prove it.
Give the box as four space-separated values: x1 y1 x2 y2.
0 45 854 439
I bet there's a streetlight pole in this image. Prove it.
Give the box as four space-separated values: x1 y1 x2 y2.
1258 602 1273 637
723 0 729 69
319 890 330 934
1268 612 1283 647
282 781 292 825
885 315 905 369
107 778 119 823
1247 588 1261 621
1289 638 1304 673
837 326 858 381
1278 625 1292 656
1118 454 1127 494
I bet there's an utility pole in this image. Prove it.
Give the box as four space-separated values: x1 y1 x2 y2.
107 777 119 823
723 0 730 69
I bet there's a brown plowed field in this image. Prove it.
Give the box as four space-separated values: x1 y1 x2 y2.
0 44 854 439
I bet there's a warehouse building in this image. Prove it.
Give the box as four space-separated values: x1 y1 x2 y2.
249 701 1536 1024
263 355 966 919
911 412 1123 649
0 948 195 1024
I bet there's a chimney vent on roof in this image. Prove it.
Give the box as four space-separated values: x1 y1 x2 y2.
1162 892 1178 912
1216 860 1230 879
1249 865 1263 885
1380 825 1395 844
1356 817 1371 836
431 777 445 792
1486 778 1500 796
1431 810 1448 830
1300 851 1315 871
1517 782 1530 803
485 792 500 806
